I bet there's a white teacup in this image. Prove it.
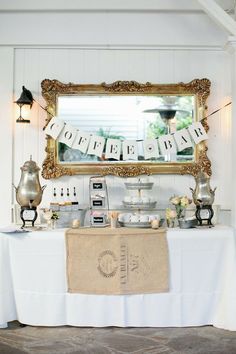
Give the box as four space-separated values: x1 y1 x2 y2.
123 213 132 222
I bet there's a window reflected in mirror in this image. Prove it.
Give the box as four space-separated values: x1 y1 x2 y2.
57 94 195 164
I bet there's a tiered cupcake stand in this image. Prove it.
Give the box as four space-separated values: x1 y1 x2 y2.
118 179 158 228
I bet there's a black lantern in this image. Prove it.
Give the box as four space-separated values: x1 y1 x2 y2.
15 86 34 123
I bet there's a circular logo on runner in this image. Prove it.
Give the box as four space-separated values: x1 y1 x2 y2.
97 250 118 278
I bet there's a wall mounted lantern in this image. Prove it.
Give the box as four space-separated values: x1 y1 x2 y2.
14 86 34 123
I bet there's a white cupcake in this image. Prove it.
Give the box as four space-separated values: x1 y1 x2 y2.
130 214 140 223
139 215 149 222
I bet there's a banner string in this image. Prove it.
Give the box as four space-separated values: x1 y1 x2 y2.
202 101 231 121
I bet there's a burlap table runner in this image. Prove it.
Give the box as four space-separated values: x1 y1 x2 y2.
66 227 169 295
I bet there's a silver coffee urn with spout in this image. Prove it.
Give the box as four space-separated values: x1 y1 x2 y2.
190 171 216 226
14 157 46 228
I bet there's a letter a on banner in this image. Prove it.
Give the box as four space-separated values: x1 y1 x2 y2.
57 123 77 148
87 135 105 157
158 134 177 155
44 117 65 140
122 140 138 160
105 139 121 160
188 122 208 144
173 129 193 152
72 131 91 154
143 139 159 159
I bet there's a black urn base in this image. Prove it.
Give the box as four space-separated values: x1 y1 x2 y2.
20 206 38 228
195 205 214 226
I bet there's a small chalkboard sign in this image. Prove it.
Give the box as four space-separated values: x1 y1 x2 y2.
92 182 104 190
92 199 104 208
91 215 106 226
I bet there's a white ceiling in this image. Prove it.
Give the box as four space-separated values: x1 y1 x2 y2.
0 0 233 12
0 0 234 47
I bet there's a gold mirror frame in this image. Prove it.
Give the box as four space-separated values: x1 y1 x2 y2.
41 78 211 179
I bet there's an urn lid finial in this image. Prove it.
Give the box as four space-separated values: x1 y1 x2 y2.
21 156 40 172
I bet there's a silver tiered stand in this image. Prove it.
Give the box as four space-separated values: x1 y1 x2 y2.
119 180 157 228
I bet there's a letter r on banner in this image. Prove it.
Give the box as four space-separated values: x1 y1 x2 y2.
188 122 208 144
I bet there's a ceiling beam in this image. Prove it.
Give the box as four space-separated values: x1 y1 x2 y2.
0 0 203 12
197 0 236 36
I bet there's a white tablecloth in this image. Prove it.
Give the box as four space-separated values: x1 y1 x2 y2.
0 225 236 330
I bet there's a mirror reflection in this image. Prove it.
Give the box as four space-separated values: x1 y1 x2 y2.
57 94 195 164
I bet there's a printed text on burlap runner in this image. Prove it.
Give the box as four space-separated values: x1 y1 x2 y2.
66 227 169 295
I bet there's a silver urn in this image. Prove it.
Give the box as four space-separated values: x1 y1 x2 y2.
14 157 46 208
190 171 216 206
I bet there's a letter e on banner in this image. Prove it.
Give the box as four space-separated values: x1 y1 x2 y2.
143 139 159 159
87 135 106 157
122 140 138 160
173 129 193 152
188 122 208 144
158 134 177 155
57 123 77 148
72 131 91 154
44 117 65 140
105 139 121 160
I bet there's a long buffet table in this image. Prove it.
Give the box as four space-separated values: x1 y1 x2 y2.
0 225 236 330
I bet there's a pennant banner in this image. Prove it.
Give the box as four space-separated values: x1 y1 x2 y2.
173 128 193 152
44 117 208 161
143 139 159 160
105 139 122 160
158 134 177 156
122 140 138 160
44 117 65 140
188 122 208 144
72 131 91 154
87 135 106 158
58 123 77 148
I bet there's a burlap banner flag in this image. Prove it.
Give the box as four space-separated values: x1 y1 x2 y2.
66 227 169 295
45 117 208 160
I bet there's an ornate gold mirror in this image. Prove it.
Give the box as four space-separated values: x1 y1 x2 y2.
41 78 211 179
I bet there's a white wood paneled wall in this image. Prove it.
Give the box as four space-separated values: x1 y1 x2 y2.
13 48 231 223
